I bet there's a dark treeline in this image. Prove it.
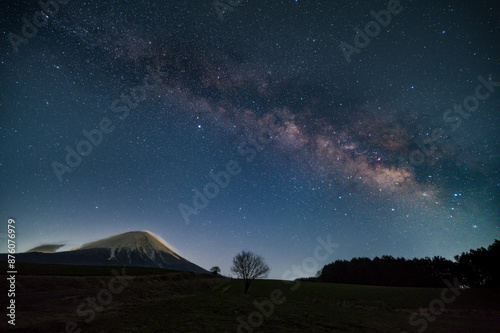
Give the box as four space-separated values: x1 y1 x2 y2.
301 239 499 288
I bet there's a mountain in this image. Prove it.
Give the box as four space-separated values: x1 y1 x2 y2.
3 231 209 274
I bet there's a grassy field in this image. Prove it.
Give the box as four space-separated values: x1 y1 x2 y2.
85 279 500 333
2 263 499 332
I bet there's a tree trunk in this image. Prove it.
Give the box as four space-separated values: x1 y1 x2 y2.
244 281 250 294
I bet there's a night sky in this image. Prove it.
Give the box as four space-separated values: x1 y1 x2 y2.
0 0 498 279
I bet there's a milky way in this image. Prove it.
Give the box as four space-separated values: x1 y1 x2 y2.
0 0 498 278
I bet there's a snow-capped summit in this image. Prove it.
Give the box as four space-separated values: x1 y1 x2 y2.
75 230 180 260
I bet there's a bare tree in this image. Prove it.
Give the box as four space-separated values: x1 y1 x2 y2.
230 251 270 294
210 266 221 275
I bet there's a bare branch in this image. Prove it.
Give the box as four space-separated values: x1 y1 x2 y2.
230 250 270 294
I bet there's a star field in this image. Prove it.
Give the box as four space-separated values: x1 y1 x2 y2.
0 0 498 278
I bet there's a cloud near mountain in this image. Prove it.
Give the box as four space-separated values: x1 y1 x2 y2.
27 244 65 253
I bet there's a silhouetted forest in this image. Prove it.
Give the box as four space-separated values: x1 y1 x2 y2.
301 239 499 288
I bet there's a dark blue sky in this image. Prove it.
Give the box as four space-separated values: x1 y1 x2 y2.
0 0 498 279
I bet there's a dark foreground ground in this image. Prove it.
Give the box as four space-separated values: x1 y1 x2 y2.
1 263 499 332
